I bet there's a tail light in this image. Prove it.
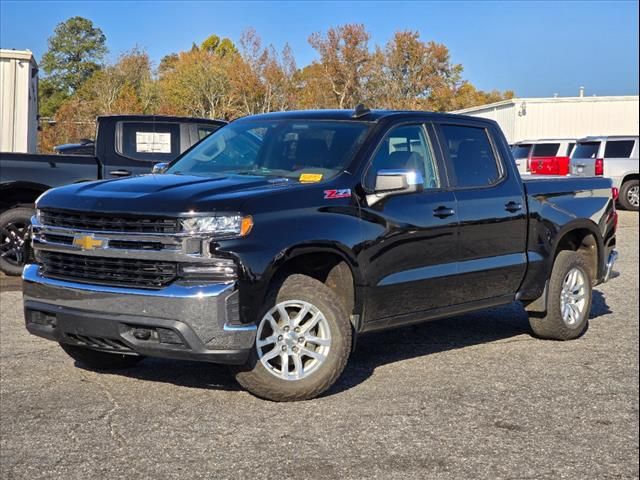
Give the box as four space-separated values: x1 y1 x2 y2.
595 158 604 176
612 187 619 202
611 187 619 230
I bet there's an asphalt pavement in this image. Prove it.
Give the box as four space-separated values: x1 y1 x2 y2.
0 212 638 479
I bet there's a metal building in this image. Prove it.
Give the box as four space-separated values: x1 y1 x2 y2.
451 93 639 144
0 49 39 153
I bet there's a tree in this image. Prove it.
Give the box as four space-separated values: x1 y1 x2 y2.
41 16 107 94
308 24 374 109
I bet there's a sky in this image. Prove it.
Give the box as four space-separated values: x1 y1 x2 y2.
1 0 638 98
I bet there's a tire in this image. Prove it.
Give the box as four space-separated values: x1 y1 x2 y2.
619 179 639 211
528 250 592 340
59 343 144 370
232 274 352 401
0 207 34 276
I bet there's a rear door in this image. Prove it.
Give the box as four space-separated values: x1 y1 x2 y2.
359 123 459 322
434 121 528 304
602 138 638 184
570 140 602 176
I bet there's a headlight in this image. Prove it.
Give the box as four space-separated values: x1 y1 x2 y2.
180 215 253 237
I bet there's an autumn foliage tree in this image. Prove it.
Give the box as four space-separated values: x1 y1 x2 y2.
38 19 514 152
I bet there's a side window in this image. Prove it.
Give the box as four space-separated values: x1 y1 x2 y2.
566 143 575 156
439 124 501 188
532 143 561 157
198 125 219 141
604 140 635 158
365 125 439 189
117 122 180 162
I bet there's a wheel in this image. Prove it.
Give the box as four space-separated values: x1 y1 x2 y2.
232 274 352 401
59 343 144 370
528 251 592 340
0 207 33 276
619 179 639 211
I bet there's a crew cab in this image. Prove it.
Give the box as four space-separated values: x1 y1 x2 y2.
23 108 618 401
569 135 639 210
0 115 226 275
511 139 576 175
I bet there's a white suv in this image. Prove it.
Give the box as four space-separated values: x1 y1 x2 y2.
570 136 639 210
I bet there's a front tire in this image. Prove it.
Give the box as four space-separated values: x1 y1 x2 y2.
619 179 639 211
232 274 352 401
528 250 592 340
59 343 144 370
0 207 33 276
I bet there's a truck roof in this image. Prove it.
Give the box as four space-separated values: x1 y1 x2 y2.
96 114 226 124
234 109 493 124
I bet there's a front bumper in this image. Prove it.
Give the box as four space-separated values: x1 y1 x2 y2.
22 264 256 365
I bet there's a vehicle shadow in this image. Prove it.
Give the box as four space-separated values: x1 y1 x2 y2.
87 293 611 397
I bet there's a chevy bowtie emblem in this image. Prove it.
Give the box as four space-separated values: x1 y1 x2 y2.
73 235 107 250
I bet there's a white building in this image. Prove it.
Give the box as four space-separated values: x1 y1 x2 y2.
452 93 639 144
0 49 39 153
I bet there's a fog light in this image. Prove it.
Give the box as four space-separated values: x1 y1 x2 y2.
133 328 152 341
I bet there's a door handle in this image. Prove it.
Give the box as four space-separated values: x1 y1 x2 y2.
433 206 456 218
505 201 523 213
109 169 132 177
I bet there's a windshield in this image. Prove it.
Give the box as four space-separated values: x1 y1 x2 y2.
511 144 532 159
572 141 600 159
167 120 370 181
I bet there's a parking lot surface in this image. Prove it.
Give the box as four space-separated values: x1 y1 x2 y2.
0 212 638 480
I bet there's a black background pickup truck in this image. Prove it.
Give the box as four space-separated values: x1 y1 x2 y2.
0 115 225 274
24 108 618 401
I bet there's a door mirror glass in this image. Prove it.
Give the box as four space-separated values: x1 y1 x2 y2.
152 162 168 174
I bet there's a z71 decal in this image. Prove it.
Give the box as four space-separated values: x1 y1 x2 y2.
324 189 352 199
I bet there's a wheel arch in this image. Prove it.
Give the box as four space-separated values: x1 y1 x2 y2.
0 181 51 212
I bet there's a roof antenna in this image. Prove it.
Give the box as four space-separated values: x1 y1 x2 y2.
352 103 371 118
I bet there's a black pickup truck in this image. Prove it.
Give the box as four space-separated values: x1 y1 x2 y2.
23 108 618 401
0 115 226 275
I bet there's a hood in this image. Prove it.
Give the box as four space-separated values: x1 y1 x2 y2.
37 173 296 215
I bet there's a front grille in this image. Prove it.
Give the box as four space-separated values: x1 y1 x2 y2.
66 334 133 352
40 209 179 234
39 251 177 289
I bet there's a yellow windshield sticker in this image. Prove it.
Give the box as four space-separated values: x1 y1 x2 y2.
299 173 323 183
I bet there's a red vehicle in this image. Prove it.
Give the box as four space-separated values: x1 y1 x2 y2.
512 139 576 175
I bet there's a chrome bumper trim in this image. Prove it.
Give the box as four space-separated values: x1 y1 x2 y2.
22 263 232 298
603 250 619 283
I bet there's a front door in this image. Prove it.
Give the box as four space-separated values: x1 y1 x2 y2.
358 123 459 323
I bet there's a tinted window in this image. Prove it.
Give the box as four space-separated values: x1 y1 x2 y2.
604 140 635 158
566 143 575 156
511 144 532 159
198 125 219 140
532 143 560 157
168 121 369 182
572 142 600 159
117 122 180 162
365 125 439 189
440 125 501 188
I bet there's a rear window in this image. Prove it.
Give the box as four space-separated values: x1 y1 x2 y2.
117 121 180 162
440 124 502 188
511 144 532 159
604 140 635 158
532 143 560 157
572 142 600 159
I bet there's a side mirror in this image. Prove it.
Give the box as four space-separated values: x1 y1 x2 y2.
367 169 424 206
152 162 168 174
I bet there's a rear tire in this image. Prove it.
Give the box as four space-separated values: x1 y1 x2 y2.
528 250 592 340
619 179 639 211
232 274 352 401
60 343 144 370
0 207 33 276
